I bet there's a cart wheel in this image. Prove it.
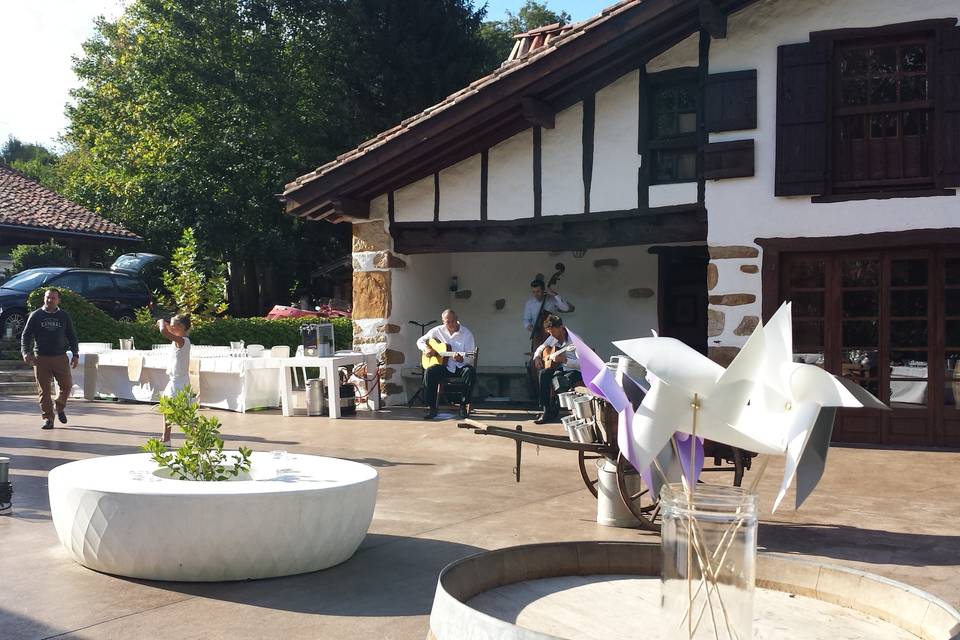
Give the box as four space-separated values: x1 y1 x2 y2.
577 450 604 497
615 454 661 532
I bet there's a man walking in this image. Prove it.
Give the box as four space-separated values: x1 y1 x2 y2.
21 288 79 430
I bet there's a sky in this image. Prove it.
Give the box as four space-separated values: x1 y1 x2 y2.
0 0 611 151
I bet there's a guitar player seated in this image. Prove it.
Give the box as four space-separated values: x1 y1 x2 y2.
532 314 581 424
416 309 477 420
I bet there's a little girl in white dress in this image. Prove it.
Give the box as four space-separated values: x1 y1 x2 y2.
157 314 192 447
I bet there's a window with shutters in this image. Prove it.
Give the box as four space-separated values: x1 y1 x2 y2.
776 20 960 199
648 80 699 184
832 36 934 192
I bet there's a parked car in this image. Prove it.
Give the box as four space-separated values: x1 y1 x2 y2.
111 252 166 293
0 267 154 337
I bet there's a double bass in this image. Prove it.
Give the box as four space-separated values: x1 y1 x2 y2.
529 263 566 355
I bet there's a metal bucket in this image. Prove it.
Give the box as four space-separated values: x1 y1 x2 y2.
572 396 594 420
558 392 578 410
572 422 597 444
119 338 134 350
561 416 580 442
305 378 325 416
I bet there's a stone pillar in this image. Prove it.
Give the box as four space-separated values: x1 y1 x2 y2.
351 219 407 403
706 245 762 367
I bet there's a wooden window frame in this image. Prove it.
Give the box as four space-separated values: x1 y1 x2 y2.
647 68 699 185
806 19 957 201
830 33 935 193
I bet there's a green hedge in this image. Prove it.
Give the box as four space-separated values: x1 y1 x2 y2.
27 288 352 352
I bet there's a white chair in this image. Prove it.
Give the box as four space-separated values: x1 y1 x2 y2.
270 345 290 358
247 344 264 357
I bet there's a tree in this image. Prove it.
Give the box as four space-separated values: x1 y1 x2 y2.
1 136 63 190
62 0 497 317
159 227 228 319
479 1 572 64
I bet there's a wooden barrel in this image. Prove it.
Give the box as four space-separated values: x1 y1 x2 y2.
428 541 960 640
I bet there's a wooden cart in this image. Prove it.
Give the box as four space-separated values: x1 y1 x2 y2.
460 398 752 532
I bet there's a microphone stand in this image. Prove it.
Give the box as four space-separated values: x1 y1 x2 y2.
407 319 438 408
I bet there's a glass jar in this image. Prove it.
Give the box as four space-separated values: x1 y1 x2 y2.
660 483 758 640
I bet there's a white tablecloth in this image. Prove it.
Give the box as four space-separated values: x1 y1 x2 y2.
889 365 927 405
94 351 284 412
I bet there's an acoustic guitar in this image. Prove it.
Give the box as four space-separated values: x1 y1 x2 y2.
539 343 576 370
421 337 477 369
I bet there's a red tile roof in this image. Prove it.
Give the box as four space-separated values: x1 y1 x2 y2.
283 0 642 197
0 164 140 241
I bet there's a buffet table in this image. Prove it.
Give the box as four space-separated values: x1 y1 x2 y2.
87 348 379 416
94 350 283 412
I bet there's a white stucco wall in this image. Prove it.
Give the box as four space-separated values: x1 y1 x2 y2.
394 174 435 222
488 129 535 220
386 252 453 375
592 71 641 212
648 32 700 73
650 182 698 208
438 155 481 221
448 247 661 367
702 0 960 348
542 102 585 216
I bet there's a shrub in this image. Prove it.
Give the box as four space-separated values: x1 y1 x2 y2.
27 287 353 351
9 243 74 274
144 388 252 481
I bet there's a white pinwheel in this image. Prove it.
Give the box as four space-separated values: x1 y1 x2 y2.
737 303 887 510
612 323 782 478
613 302 886 510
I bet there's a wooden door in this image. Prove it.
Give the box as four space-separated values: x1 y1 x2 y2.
941 252 960 446
780 250 952 446
658 247 709 355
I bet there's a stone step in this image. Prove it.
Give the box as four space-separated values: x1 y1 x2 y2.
0 360 32 370
0 381 37 395
0 370 35 383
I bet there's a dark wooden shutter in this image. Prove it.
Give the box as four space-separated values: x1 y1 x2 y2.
705 70 757 132
938 26 960 188
704 140 754 179
775 41 829 196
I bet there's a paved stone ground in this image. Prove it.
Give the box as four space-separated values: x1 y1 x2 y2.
1 395 958 639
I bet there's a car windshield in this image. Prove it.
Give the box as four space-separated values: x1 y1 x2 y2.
1 270 53 292
112 254 160 273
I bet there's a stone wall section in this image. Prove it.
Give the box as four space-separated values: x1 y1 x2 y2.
352 218 407 403
706 244 762 366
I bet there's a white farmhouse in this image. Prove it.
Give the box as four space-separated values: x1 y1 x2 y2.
282 0 960 448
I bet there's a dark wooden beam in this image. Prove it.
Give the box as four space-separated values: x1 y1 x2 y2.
329 196 369 220
520 96 556 129
698 1 727 39
697 29 711 205
391 208 706 254
533 126 542 217
582 93 596 214
480 150 488 221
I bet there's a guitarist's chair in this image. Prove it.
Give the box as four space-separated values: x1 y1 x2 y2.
438 349 480 417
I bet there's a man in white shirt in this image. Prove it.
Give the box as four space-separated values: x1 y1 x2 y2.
523 278 573 335
531 315 582 424
416 309 477 420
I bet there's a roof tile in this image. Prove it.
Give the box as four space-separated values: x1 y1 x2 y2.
0 164 140 240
